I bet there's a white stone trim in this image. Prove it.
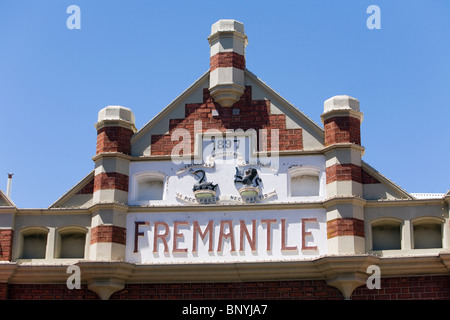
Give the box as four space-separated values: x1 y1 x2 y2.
326 180 363 198
327 235 365 255
89 242 126 261
93 189 128 205
94 157 130 176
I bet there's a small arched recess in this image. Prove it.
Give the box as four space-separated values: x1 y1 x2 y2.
131 171 166 204
288 165 321 197
370 217 403 251
55 226 88 259
18 226 50 260
412 216 444 249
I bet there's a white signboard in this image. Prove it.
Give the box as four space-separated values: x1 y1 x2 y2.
126 209 327 264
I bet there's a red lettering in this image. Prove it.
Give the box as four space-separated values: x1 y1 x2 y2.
302 218 318 251
281 219 297 251
239 220 257 252
137 216 319 257
173 221 189 253
261 219 276 251
217 220 235 252
134 221 149 253
153 221 170 253
192 220 214 252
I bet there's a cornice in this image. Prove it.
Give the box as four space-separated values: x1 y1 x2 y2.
2 253 449 285
0 207 17 214
0 262 16 282
207 29 248 45
128 149 327 162
91 152 133 162
365 198 446 207
323 196 367 208
15 208 90 215
88 202 129 214
377 254 450 275
320 108 364 123
322 143 365 155
94 119 137 133
15 196 445 214
440 252 450 271
445 191 450 203
128 201 325 213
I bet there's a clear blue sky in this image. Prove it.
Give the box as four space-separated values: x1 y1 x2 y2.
0 0 449 208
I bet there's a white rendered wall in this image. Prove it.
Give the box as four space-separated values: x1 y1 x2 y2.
128 155 326 206
126 208 327 264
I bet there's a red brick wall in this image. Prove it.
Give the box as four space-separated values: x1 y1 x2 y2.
4 276 449 300
90 225 126 245
210 52 245 71
326 164 382 185
8 284 99 300
0 229 13 261
326 163 362 184
327 218 365 238
352 275 450 300
93 172 129 192
110 280 341 300
151 87 303 156
362 169 381 184
96 126 134 155
5 281 341 300
76 177 95 194
0 283 8 300
324 116 361 146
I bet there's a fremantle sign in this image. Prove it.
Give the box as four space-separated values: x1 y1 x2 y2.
126 209 327 264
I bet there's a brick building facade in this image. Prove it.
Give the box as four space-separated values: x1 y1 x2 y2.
0 19 449 301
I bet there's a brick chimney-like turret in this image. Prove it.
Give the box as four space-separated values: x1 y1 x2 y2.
90 105 137 263
93 105 136 204
321 95 365 257
208 19 248 107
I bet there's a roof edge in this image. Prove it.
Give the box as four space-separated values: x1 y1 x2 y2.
131 70 210 144
361 160 414 200
49 170 95 209
0 189 17 207
244 69 325 137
